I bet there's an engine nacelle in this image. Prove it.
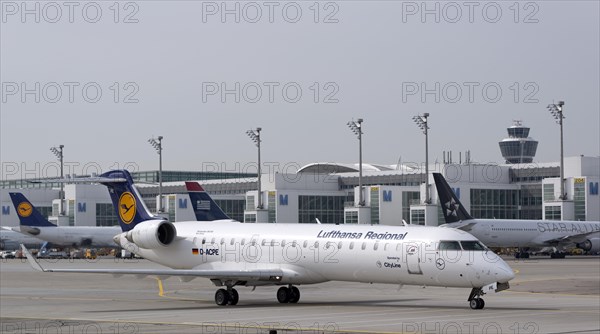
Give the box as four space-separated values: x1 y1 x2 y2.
125 220 176 249
576 238 600 253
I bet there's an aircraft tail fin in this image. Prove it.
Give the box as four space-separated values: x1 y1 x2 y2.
98 170 158 231
9 193 56 227
185 182 231 221
432 173 474 223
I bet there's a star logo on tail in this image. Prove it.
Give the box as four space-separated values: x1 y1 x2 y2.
444 198 460 217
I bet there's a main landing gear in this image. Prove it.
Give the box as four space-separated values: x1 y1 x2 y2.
467 287 486 310
277 285 300 304
214 285 301 306
214 287 239 306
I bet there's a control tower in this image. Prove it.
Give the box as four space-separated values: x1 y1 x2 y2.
499 120 538 164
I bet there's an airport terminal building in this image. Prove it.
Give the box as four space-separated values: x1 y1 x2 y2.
1 156 598 227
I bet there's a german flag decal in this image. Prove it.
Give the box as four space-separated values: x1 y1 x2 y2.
192 248 199 255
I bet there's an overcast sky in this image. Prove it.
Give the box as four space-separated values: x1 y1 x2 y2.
1 1 598 179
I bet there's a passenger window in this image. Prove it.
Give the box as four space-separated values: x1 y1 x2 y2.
282 240 286 246
230 238 235 246
438 241 461 251
396 244 402 251
314 241 319 248
303 241 308 248
261 240 267 246
374 243 379 251
211 237 216 245
270 239 275 246
349 242 354 250
202 238 206 244
361 242 366 250
241 238 246 246
384 243 389 251
220 238 225 244
338 241 342 250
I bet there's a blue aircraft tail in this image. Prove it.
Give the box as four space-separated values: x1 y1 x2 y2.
9 193 56 227
185 182 231 221
98 170 158 232
432 173 474 223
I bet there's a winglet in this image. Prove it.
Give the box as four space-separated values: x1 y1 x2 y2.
20 244 45 272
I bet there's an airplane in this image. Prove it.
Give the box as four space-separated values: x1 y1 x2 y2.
8 192 122 248
433 173 600 258
0 228 44 250
21 170 515 310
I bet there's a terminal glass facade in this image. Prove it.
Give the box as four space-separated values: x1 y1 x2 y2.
214 199 245 222
96 203 119 226
543 184 555 201
470 189 519 219
545 206 561 220
402 191 420 223
370 188 379 225
574 181 586 221
298 195 346 224
519 184 542 220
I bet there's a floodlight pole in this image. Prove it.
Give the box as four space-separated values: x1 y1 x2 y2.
413 113 431 204
148 136 164 212
247 128 263 209
548 101 566 200
347 119 364 206
50 145 65 216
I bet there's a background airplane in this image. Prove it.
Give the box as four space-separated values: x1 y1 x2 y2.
433 173 600 258
22 170 514 309
8 192 121 248
0 228 43 250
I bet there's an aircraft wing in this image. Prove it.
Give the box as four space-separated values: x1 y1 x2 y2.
535 231 599 246
21 245 283 282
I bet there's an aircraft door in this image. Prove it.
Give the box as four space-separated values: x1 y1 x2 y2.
405 243 423 275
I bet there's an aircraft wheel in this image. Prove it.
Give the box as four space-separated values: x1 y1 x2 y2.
228 289 239 305
215 289 229 306
277 287 291 303
469 299 478 309
289 286 300 303
477 298 485 309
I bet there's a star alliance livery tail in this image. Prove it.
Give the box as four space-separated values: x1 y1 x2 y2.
432 173 474 223
185 182 232 221
97 170 159 232
9 193 56 227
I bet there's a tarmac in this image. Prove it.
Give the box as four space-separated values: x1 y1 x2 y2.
1 256 599 333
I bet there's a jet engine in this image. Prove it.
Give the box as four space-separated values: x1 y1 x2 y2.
576 238 600 253
125 220 176 249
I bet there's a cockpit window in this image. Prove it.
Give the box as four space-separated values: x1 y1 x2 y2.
460 241 487 251
438 241 461 251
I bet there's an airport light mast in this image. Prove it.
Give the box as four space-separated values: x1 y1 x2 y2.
547 101 566 200
246 128 263 209
413 113 431 204
50 145 65 216
347 119 365 206
148 136 164 212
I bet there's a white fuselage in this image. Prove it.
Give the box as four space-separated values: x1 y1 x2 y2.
0 229 44 250
446 219 600 249
12 225 121 248
121 221 514 289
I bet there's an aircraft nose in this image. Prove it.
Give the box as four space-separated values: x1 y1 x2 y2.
496 258 515 283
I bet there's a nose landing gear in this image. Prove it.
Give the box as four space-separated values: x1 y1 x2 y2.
467 287 486 310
